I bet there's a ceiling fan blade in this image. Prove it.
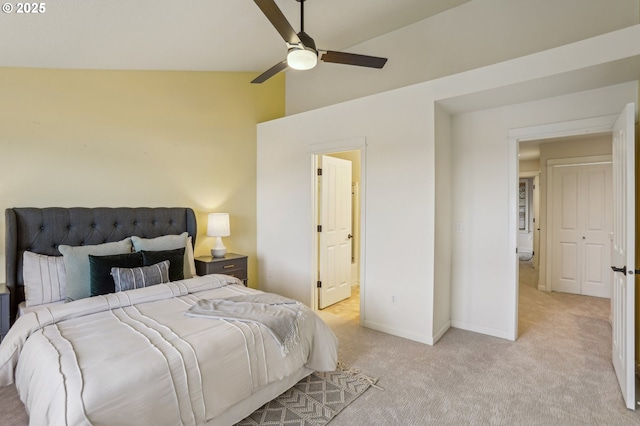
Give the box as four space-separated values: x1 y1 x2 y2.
254 0 301 45
251 60 288 84
321 51 387 69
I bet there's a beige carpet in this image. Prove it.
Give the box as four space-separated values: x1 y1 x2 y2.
316 261 640 425
2 269 640 425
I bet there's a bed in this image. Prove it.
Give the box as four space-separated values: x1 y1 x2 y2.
0 207 338 425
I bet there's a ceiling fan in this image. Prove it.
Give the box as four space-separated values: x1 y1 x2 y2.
251 0 388 84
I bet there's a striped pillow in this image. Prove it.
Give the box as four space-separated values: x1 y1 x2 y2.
23 251 66 306
110 260 170 292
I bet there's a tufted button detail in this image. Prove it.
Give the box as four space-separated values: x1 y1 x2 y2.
91 223 96 228
152 220 157 225
26 247 31 251
169 220 174 225
67 225 72 230
133 221 137 226
40 226 45 230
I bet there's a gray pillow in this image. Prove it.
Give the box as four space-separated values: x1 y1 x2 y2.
111 260 170 292
59 238 133 302
131 232 193 279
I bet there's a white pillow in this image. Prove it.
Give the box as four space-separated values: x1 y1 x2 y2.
23 251 66 307
186 236 196 278
131 232 195 279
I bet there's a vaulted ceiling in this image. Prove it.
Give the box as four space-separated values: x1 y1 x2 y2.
0 0 469 72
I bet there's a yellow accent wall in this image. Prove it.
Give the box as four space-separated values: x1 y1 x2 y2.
0 67 285 288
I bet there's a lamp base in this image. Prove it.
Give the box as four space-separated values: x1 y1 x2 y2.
211 248 227 258
211 236 227 258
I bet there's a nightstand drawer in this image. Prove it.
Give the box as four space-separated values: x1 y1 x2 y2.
201 259 247 276
195 254 248 285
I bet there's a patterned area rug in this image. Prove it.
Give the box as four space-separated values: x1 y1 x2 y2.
236 364 377 426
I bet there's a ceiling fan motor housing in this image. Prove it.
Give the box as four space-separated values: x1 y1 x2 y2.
297 31 316 52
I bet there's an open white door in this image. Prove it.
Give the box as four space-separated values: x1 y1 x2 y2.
319 155 352 309
611 103 636 410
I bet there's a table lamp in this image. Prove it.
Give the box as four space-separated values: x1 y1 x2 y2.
207 213 230 258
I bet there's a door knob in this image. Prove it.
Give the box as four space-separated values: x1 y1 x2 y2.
347 234 353 239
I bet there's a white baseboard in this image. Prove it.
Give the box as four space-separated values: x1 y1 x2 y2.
450 320 512 341
432 321 451 344
363 320 433 345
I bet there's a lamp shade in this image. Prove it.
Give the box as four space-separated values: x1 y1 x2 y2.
207 213 230 237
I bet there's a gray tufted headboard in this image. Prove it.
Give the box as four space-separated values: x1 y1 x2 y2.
5 207 197 321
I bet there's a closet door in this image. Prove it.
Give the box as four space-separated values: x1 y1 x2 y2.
551 167 581 294
581 164 612 298
550 162 612 298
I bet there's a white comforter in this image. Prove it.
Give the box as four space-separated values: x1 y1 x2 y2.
0 275 338 426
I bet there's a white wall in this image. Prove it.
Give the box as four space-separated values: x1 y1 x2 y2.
286 0 639 115
450 83 637 338
258 88 437 344
433 103 453 341
258 26 640 344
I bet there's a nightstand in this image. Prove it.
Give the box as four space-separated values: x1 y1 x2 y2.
0 284 9 342
195 253 248 286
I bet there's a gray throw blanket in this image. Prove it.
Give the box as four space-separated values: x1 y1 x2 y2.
185 293 304 355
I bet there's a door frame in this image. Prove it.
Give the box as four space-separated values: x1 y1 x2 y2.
507 114 619 341
309 137 366 323
545 155 612 295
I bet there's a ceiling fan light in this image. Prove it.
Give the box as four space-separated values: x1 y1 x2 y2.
287 47 317 70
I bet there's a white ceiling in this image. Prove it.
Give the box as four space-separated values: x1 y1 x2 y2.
0 0 469 73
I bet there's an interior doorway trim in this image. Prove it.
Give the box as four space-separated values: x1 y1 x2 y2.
507 114 619 341
509 115 619 142
309 137 366 325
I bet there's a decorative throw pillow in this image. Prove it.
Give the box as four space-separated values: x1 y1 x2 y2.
131 232 194 279
59 238 133 302
111 260 170 292
141 247 185 282
89 252 143 296
23 251 66 307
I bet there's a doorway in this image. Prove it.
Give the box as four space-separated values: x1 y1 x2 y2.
313 149 362 322
513 105 636 410
508 114 621 341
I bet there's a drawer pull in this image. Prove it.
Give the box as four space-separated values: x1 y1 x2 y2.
223 264 235 269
